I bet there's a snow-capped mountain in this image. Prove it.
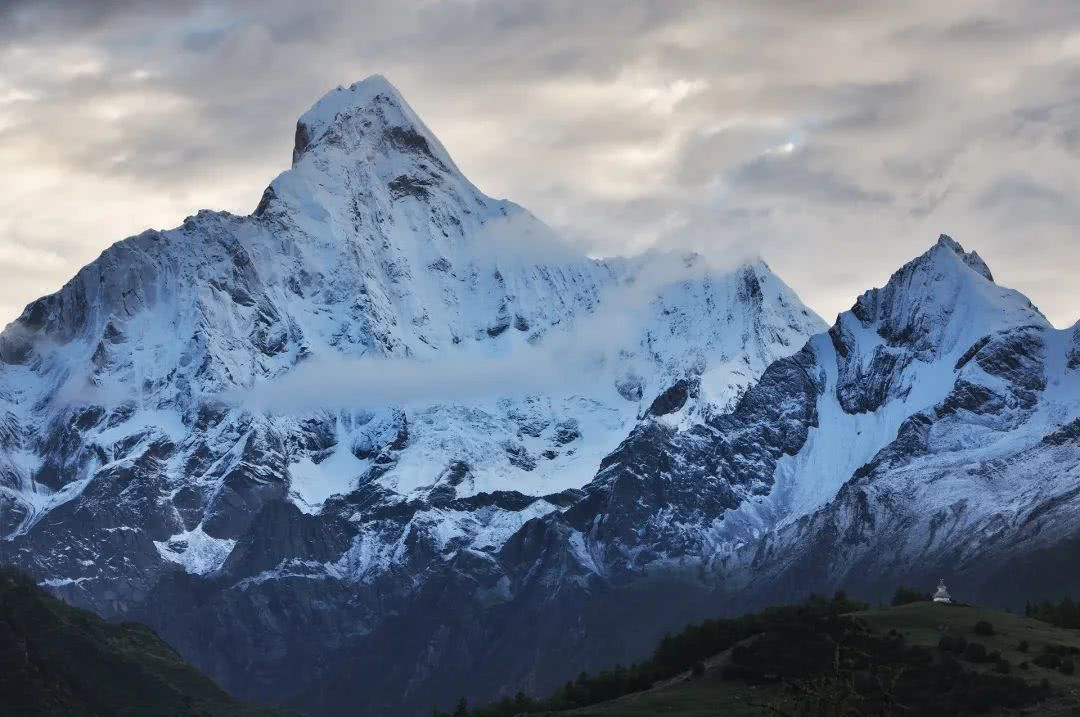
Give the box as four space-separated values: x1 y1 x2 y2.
541 234 1079 614
2 74 1078 717
0 76 823 713
554 234 1078 605
277 233 1079 716
739 263 1080 607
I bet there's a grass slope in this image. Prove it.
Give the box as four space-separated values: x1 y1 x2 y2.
549 602 1080 717
860 602 1080 696
0 566 291 717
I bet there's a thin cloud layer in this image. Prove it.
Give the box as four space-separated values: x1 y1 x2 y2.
1 0 1079 326
58 251 735 411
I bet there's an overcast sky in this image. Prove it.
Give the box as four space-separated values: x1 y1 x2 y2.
2 0 1079 327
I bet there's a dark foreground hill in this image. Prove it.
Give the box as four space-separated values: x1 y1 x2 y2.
0 566 291 717
454 595 1080 717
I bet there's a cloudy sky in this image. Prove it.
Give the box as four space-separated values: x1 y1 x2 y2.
2 0 1079 327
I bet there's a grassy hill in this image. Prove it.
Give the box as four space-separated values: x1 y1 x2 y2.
550 601 1080 717
0 566 291 717
450 595 1080 717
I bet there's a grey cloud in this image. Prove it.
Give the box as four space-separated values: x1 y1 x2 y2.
1 0 1079 328
728 149 893 205
0 0 197 39
976 175 1068 206
973 175 1078 227
673 124 793 190
811 81 923 135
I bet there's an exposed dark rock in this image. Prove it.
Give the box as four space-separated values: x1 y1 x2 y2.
974 329 1046 397
646 379 690 417
73 405 105 431
253 185 276 217
289 416 338 456
222 500 355 577
449 490 537 512
486 319 510 337
1043 419 1080 446
388 415 409 451
292 121 312 164
615 375 644 402
738 267 763 302
854 413 933 478
955 336 991 370
503 443 536 471
384 126 438 162
835 343 910 414
553 420 580 445
202 429 289 539
388 174 435 200
427 483 456 505
428 257 452 273
439 460 472 487
936 380 1005 418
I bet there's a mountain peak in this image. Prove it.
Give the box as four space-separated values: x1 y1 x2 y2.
838 233 1048 363
932 233 994 282
254 75 476 220
934 233 963 253
290 74 456 172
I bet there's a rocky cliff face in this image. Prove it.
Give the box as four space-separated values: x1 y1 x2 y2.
0 76 825 714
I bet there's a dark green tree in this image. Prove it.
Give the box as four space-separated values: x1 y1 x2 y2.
892 586 930 606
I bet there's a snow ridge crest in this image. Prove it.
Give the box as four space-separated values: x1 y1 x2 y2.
934 233 994 282
291 74 456 172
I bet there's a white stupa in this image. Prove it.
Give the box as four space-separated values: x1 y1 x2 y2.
933 579 952 604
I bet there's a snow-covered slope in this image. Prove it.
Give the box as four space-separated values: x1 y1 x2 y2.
730 236 1051 535
740 302 1080 606
503 236 1054 577
266 234 1080 717
0 76 820 617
